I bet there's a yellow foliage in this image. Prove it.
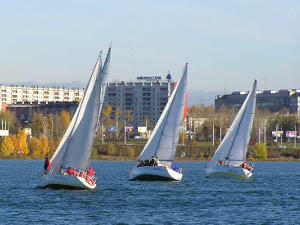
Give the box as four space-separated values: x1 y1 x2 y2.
0 136 14 157
17 129 29 155
48 136 56 156
30 137 43 158
10 135 18 155
54 111 71 138
40 136 50 156
102 104 112 118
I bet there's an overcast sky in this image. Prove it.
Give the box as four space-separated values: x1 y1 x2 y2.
0 0 299 94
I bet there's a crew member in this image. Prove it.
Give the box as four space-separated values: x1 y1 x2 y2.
88 166 95 177
44 157 50 175
240 162 250 170
218 159 224 165
67 167 77 176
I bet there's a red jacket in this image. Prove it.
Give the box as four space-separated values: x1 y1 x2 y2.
88 167 95 177
67 168 77 176
44 160 50 170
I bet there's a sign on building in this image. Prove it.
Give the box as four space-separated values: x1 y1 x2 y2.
137 76 161 81
272 131 283 137
24 128 32 136
0 130 9 137
138 126 147 133
286 131 297 138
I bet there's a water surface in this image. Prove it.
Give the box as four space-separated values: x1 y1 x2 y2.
0 161 299 224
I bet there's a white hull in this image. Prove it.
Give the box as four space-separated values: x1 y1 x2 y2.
205 165 252 179
130 166 183 181
37 174 96 190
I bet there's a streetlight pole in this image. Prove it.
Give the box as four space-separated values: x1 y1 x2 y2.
212 121 215 146
280 125 283 147
275 125 278 142
124 119 126 145
101 122 104 145
264 120 266 145
258 126 261 143
295 123 297 148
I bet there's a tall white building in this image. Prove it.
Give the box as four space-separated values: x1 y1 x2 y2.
0 85 85 104
1 74 176 128
104 80 175 128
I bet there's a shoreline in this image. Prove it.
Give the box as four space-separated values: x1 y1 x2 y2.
1 156 300 162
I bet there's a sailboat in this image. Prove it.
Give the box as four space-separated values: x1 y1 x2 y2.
38 47 111 189
205 80 257 178
129 63 188 181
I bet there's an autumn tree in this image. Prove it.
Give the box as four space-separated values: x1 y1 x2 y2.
123 109 133 125
45 113 54 137
30 137 43 158
101 104 112 128
31 112 44 137
102 104 112 118
40 136 50 156
114 107 122 139
10 135 18 155
54 111 71 139
48 136 56 156
17 129 29 155
0 136 14 157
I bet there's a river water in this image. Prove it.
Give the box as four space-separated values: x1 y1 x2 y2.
0 160 299 224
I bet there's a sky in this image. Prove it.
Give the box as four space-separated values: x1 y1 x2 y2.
0 0 299 96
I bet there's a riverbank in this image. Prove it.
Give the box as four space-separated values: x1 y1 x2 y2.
1 154 300 162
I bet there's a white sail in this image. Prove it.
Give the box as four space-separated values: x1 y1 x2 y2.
48 48 111 174
138 64 188 164
207 80 257 167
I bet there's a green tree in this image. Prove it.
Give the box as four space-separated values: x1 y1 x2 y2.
252 143 268 159
121 146 135 157
105 143 117 156
0 136 14 157
0 111 20 134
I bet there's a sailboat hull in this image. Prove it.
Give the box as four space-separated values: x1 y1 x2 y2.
130 166 182 181
205 165 252 179
37 174 96 190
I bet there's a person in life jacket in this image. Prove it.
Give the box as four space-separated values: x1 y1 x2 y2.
44 157 50 175
240 162 250 170
67 167 77 176
88 166 95 177
218 160 224 165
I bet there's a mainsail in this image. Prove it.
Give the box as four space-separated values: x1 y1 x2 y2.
207 80 257 167
48 48 111 174
138 64 188 164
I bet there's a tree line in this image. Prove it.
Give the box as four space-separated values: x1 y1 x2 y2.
0 110 70 159
1 103 299 160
